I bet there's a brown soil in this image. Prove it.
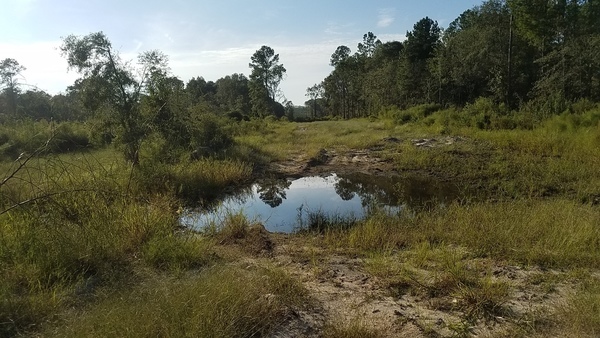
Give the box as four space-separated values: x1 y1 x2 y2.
270 147 398 178
266 136 468 179
223 233 579 338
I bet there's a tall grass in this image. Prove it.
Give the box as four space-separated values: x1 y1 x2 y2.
557 278 600 337
0 148 235 335
135 158 253 202
393 121 600 200
346 199 600 268
0 189 217 336
46 265 308 338
0 120 92 161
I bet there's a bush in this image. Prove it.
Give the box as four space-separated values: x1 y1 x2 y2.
462 97 506 129
0 121 91 160
379 104 442 125
189 113 234 153
543 108 600 132
47 123 91 153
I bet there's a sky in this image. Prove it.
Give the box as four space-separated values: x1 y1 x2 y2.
1 0 483 105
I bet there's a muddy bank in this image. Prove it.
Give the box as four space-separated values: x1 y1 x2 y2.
266 135 469 179
268 148 394 178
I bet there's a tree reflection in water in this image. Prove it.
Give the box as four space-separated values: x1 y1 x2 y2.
334 178 356 201
181 173 465 234
334 174 397 209
255 178 292 208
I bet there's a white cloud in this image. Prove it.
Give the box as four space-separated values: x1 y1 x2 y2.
324 22 356 36
0 41 77 94
0 34 405 105
377 8 395 28
378 33 406 43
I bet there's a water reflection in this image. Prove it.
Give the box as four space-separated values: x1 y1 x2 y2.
255 178 292 208
180 173 460 233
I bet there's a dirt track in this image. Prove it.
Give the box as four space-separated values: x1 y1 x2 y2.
225 231 577 338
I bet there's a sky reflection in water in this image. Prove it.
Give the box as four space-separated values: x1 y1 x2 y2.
180 173 402 233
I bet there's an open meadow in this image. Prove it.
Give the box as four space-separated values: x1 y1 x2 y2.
1 107 600 337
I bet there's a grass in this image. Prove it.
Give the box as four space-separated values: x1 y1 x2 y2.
44 265 309 338
340 199 600 268
392 131 600 200
230 115 600 334
135 157 253 202
299 209 359 234
0 190 215 336
2 110 600 336
0 144 252 336
364 246 511 324
0 120 92 161
556 277 600 337
235 118 392 161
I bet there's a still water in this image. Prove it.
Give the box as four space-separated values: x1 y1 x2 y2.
180 173 459 233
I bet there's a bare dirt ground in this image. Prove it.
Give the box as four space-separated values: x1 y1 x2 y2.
270 147 397 178
224 231 579 338
268 136 467 178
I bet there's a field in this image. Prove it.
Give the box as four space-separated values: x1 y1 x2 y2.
1 109 600 337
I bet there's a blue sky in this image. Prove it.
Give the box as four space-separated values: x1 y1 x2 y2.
1 0 483 105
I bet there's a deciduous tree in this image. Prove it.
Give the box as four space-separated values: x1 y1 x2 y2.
60 32 168 164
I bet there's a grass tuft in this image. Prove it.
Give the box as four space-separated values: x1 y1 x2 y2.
46 265 308 338
557 278 600 337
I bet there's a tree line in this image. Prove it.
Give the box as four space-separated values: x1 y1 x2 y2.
0 43 290 125
0 32 294 164
2 0 599 127
308 0 600 119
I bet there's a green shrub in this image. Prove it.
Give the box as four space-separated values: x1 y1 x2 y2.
189 113 234 153
380 104 442 125
568 98 598 114
47 122 91 153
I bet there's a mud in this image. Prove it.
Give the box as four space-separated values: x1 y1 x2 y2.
267 136 468 179
270 148 397 179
